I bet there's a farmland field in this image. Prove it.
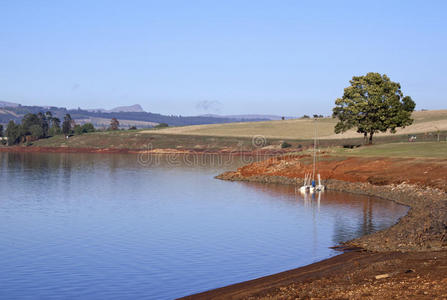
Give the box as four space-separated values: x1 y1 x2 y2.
145 110 447 140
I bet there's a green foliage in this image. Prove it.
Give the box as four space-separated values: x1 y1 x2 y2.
128 126 137 130
81 123 95 133
62 114 72 135
37 112 49 137
154 123 169 129
73 125 83 135
21 113 41 136
110 118 119 130
5 120 21 145
0 124 3 137
333 72 416 144
48 125 62 136
51 117 61 129
281 141 292 148
29 124 44 139
3 112 66 145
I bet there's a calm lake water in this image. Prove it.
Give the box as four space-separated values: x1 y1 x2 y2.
0 152 408 299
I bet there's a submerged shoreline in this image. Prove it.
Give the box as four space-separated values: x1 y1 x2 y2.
183 156 447 299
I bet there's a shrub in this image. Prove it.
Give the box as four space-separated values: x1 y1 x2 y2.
154 123 169 129
81 123 95 133
281 141 292 148
73 125 83 135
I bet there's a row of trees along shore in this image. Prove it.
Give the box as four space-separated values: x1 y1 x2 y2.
0 113 108 146
0 114 167 146
1 113 96 145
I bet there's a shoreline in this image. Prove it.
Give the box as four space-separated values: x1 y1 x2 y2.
182 157 447 299
2 147 446 297
0 145 293 156
215 176 446 252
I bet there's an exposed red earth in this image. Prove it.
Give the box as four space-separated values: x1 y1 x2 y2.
183 154 447 299
220 154 447 191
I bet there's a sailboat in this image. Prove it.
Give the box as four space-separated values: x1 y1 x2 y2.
299 118 325 193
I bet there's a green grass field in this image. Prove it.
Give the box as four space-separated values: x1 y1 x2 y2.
331 142 447 158
30 130 264 150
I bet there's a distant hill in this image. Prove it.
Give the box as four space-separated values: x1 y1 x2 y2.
87 104 145 113
0 102 267 129
0 100 19 108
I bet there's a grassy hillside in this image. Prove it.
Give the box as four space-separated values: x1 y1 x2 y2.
330 142 447 158
30 130 265 151
146 110 447 140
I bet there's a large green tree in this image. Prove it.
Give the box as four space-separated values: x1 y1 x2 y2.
21 113 41 136
48 117 61 136
62 114 72 135
333 72 415 144
5 121 21 145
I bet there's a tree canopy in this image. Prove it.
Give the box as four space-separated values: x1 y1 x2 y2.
110 118 120 130
332 72 415 143
62 114 72 135
5 121 21 145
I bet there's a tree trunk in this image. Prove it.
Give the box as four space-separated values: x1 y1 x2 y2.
369 132 374 144
363 132 368 144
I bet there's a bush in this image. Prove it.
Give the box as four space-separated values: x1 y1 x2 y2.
48 126 62 136
128 126 137 130
154 123 169 129
73 125 83 135
281 141 292 148
81 123 95 133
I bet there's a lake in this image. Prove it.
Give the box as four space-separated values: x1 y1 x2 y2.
0 152 408 299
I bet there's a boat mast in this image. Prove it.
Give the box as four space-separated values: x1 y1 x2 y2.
312 118 317 181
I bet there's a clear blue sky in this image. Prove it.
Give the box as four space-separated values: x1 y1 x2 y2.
1 1 446 116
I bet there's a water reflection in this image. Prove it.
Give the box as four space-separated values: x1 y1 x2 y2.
238 181 407 246
0 152 408 300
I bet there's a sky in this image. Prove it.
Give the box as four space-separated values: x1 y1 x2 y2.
1 0 446 116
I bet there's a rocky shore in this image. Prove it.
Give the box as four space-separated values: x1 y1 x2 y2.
183 155 447 299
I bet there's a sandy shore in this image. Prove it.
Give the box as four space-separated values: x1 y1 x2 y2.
182 155 447 299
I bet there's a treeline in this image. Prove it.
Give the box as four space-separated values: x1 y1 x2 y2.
0 105 265 127
3 112 95 145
